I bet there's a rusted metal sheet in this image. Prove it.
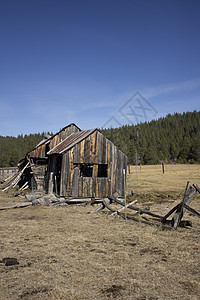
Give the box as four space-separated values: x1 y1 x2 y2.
27 123 80 159
47 129 95 155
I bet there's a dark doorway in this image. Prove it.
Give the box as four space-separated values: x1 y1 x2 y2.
54 155 62 195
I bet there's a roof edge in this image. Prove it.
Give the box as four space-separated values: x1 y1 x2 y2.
26 123 81 155
48 128 97 155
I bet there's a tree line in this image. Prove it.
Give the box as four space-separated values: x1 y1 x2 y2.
101 110 200 165
0 111 199 167
0 132 52 167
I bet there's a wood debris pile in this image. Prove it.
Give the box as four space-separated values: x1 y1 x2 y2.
92 183 200 229
1 162 30 192
1 178 199 230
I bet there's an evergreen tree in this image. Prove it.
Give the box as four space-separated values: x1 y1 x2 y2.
0 111 200 167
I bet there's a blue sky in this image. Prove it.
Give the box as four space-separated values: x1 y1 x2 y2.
0 0 200 136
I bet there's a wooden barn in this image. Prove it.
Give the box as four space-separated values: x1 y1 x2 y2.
27 123 81 165
23 124 127 198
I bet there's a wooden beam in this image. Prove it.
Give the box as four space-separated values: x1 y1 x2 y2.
110 197 163 220
110 200 138 216
193 183 200 194
0 202 32 210
172 185 196 229
162 204 180 223
183 204 200 218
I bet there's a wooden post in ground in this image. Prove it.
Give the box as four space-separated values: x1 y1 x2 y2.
55 175 58 196
172 183 196 229
48 172 54 194
128 164 130 174
162 163 165 174
123 169 127 220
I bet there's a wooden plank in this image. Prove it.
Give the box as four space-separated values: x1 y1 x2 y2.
80 139 84 164
0 202 32 210
69 149 73 196
72 166 79 198
162 204 180 223
60 152 65 196
110 145 115 195
193 183 200 194
94 131 98 163
92 177 96 197
84 138 88 163
89 177 93 197
101 135 107 164
90 131 96 162
95 178 98 198
111 197 163 219
78 177 83 197
90 203 105 213
82 178 88 197
103 178 107 198
110 200 138 216
98 132 102 164
77 142 81 162
183 204 200 218
66 152 70 196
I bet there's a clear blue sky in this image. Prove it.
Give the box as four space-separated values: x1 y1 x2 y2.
1 0 200 136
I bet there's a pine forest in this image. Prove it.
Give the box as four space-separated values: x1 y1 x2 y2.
0 111 199 168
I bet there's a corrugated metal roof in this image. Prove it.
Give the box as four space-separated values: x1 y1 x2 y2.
27 123 81 155
47 129 96 155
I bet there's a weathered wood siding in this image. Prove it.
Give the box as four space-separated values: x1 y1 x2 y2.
28 124 80 159
60 130 127 198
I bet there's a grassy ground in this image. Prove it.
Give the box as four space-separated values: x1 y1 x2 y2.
126 164 200 202
0 164 200 300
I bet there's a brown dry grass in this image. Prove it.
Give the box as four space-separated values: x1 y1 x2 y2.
127 164 200 202
0 164 200 300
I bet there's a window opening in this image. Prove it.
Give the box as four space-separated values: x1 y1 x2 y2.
97 164 108 177
80 164 93 177
45 143 50 157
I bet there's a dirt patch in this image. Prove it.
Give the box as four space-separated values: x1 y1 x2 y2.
101 284 125 298
0 257 19 266
19 286 50 299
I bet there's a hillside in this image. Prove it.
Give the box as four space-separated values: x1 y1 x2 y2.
0 133 51 167
0 111 200 167
101 110 200 164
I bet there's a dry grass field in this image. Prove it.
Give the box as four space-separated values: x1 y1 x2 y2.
0 164 200 300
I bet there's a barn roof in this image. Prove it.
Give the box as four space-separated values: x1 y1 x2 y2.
26 123 81 155
47 129 96 155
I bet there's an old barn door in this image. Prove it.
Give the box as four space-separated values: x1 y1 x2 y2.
72 164 93 198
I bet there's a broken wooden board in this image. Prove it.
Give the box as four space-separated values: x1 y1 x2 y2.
172 185 196 229
110 197 163 220
0 202 32 210
110 200 138 216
